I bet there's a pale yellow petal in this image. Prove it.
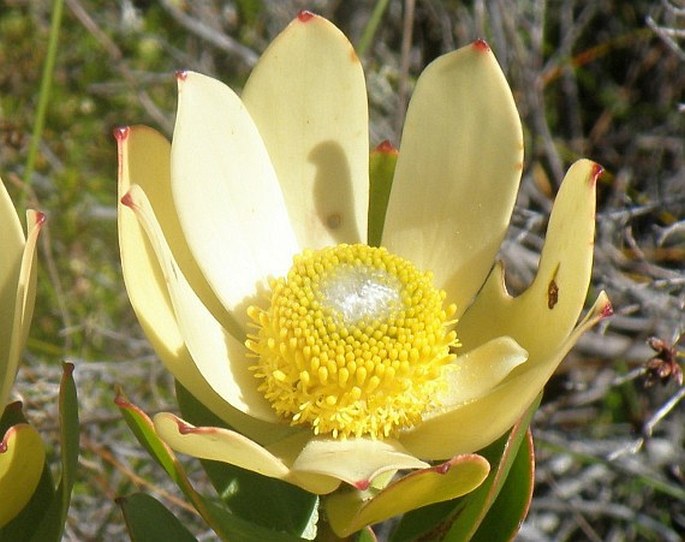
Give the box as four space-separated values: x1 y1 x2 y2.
0 192 43 409
290 437 428 490
117 128 294 444
434 336 528 410
122 184 278 423
242 12 369 249
402 161 606 458
325 454 489 537
456 160 603 360
116 125 242 340
401 292 611 459
383 40 523 317
154 412 340 495
0 423 46 527
0 179 25 407
171 71 299 324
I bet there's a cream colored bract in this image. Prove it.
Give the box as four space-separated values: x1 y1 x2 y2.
0 178 45 527
117 12 609 533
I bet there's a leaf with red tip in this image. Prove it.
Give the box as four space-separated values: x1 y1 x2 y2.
175 382 319 537
117 392 309 541
26 362 79 541
325 454 489 538
367 142 399 247
391 394 539 542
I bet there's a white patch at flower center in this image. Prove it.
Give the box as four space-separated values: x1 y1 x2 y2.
319 265 401 325
246 244 459 439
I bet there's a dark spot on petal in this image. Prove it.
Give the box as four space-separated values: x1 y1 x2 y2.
175 70 188 81
34 211 46 227
590 163 604 186
547 279 559 310
327 213 342 230
547 263 561 310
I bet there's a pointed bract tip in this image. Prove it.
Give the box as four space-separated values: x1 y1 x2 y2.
113 392 130 408
375 140 399 155
600 300 614 319
120 191 135 209
590 162 604 185
177 420 195 435
34 211 47 227
473 39 490 53
175 70 188 82
297 10 316 22
434 461 451 475
354 479 370 491
113 126 130 142
61 361 74 377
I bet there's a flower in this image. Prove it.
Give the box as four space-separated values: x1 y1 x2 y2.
0 177 45 527
117 11 610 534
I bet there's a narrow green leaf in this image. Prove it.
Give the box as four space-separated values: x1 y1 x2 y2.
471 430 535 541
357 525 379 542
176 382 319 537
367 142 398 247
118 493 197 542
115 389 180 482
29 362 79 542
356 0 391 57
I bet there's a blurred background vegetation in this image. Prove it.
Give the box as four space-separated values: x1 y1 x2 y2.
1 0 683 540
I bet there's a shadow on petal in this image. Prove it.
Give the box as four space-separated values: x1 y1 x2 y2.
309 140 362 246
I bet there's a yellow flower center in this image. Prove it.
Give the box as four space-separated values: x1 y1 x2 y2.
246 244 458 439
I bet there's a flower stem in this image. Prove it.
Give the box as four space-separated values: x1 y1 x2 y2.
356 0 391 58
23 0 64 204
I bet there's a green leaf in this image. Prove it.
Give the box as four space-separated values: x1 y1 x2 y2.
116 389 181 482
29 362 80 542
176 381 319 537
357 526 378 542
367 142 398 247
118 493 197 542
470 430 535 541
0 364 79 541
390 394 541 541
0 401 28 431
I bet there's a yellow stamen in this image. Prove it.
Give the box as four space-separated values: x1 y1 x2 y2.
247 244 458 439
